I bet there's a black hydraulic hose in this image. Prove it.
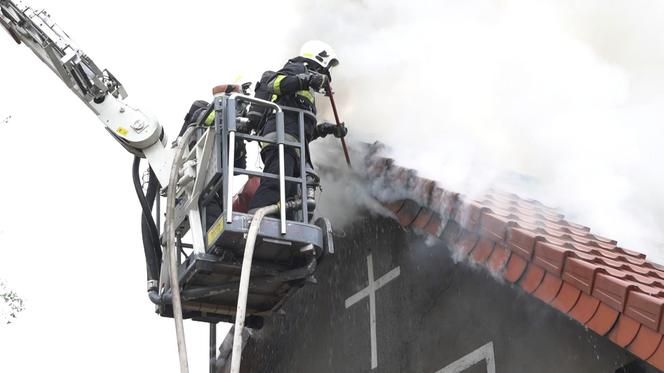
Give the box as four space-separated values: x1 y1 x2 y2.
145 166 162 261
140 218 159 281
135 162 160 282
132 156 161 282
148 289 162 305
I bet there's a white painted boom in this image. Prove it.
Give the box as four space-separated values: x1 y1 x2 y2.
0 0 173 185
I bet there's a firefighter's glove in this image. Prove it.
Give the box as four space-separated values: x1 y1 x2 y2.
334 123 348 138
316 122 347 138
307 71 328 93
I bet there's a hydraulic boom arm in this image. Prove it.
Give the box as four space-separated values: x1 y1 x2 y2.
0 0 173 185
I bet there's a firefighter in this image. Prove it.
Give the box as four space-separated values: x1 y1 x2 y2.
248 40 347 213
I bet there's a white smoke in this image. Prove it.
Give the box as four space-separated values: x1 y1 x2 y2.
295 0 664 262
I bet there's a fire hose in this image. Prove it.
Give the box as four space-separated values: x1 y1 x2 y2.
230 200 306 373
165 126 197 373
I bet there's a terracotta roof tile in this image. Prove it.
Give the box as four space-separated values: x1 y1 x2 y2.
624 255 649 266
586 302 620 336
627 264 662 277
628 325 663 360
568 292 601 324
452 230 480 259
384 199 405 214
623 247 648 260
478 212 512 242
609 315 641 347
591 273 634 312
487 190 562 217
597 255 639 272
624 291 664 332
454 200 487 232
561 220 591 233
647 339 664 372
411 208 434 231
487 243 510 274
594 234 618 246
366 156 393 178
481 201 565 225
551 282 582 313
470 238 495 264
423 214 445 238
533 242 573 276
504 254 528 283
365 155 664 368
562 258 601 294
520 264 546 294
506 227 540 259
386 166 415 190
441 220 462 245
645 261 664 271
411 178 436 205
572 251 600 262
627 283 664 298
395 199 422 227
533 273 563 303
429 187 459 218
631 273 664 288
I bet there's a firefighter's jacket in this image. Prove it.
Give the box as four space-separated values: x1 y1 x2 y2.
261 57 318 140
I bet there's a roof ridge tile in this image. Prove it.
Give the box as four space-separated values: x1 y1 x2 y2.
562 257 603 294
624 291 664 332
592 273 636 312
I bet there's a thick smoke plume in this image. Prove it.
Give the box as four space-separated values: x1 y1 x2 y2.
295 0 664 262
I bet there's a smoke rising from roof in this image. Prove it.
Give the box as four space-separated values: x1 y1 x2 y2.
301 0 664 262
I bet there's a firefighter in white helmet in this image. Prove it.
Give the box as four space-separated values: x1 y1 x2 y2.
248 40 347 212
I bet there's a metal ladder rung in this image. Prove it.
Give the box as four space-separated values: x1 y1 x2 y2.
233 168 303 184
235 133 301 149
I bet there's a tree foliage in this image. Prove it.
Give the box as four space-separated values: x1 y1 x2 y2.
0 280 24 324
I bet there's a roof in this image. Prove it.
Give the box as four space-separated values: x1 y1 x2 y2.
363 150 664 371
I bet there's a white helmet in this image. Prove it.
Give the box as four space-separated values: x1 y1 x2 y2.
300 40 339 70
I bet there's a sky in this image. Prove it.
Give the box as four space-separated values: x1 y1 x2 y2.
2 0 664 372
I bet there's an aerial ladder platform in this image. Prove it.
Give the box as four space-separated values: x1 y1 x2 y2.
0 1 334 372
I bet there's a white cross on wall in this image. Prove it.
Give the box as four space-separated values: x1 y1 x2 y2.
345 253 401 370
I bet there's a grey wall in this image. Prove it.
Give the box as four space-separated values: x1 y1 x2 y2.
242 216 655 373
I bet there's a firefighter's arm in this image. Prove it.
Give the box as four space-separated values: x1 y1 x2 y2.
267 71 327 95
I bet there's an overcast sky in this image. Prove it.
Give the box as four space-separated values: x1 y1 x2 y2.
2 0 664 372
